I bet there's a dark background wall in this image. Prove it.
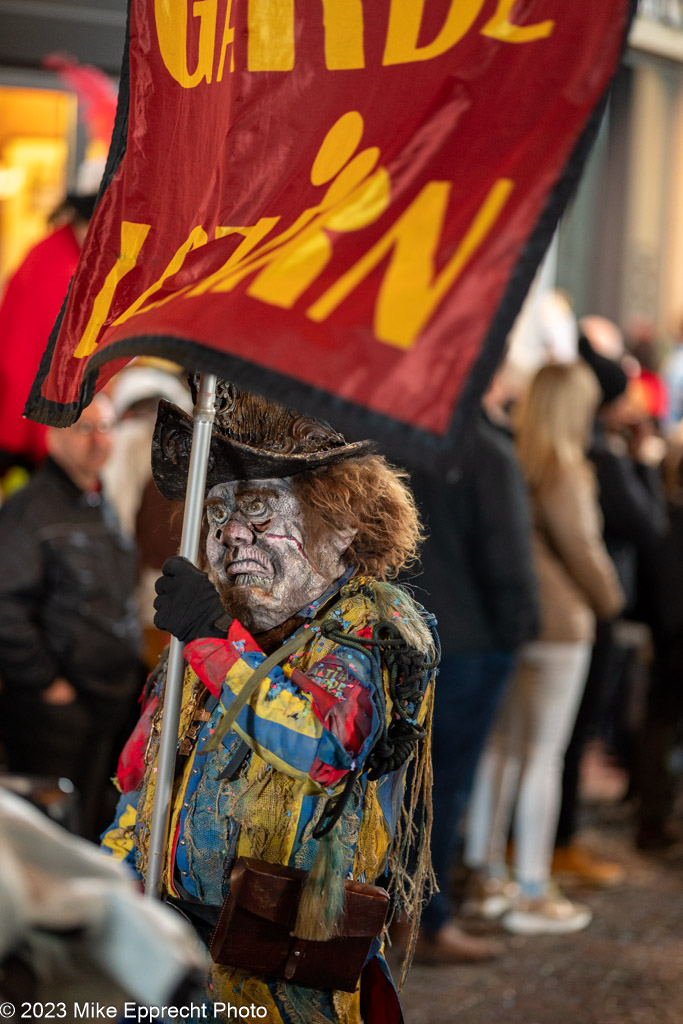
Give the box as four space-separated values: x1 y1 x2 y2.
0 0 127 74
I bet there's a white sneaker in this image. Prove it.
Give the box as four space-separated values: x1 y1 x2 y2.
461 873 521 920
502 884 592 936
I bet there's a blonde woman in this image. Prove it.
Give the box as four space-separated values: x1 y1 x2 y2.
464 362 624 934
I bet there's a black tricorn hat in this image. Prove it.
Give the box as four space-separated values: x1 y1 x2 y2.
151 379 375 501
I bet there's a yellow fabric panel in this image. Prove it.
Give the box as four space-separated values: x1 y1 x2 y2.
233 753 306 864
222 660 322 741
101 801 137 860
210 965 285 1024
354 778 391 883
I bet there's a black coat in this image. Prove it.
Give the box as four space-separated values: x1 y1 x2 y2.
590 425 668 618
408 413 540 654
0 457 143 707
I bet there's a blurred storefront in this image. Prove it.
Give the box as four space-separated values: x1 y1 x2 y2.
0 86 76 283
557 1 683 344
0 0 125 287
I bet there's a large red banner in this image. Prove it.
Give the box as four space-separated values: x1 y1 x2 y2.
27 0 634 460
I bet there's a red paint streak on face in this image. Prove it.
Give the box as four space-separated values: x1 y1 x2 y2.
264 532 310 562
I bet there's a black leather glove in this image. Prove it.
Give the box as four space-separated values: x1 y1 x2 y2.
153 556 232 643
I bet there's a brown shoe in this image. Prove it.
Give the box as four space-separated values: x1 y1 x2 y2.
552 844 625 887
461 872 520 920
503 884 592 936
413 923 504 965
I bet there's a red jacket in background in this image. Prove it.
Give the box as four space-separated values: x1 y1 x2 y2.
0 223 80 466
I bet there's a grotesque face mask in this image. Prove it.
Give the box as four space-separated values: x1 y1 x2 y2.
204 477 353 632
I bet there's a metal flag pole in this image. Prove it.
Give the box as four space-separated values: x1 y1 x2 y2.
145 371 217 899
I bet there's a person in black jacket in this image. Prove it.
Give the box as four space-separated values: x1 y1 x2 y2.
553 335 668 882
633 436 683 849
0 394 145 840
409 404 540 963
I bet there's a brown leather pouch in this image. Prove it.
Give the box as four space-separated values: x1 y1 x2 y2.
209 857 390 992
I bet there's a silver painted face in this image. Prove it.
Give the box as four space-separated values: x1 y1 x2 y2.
205 477 349 632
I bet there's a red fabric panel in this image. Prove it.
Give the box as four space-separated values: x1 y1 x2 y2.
184 620 262 697
116 692 158 792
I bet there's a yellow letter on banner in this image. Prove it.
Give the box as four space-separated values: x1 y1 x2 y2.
307 178 514 350
113 225 209 326
248 0 295 71
323 0 365 70
217 0 236 79
187 220 282 296
74 221 151 359
383 0 485 65
245 159 389 309
155 0 218 87
481 0 554 43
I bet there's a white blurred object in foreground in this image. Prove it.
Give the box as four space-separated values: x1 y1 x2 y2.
0 788 207 1005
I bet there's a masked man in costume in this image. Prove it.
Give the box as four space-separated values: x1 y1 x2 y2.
102 381 437 1024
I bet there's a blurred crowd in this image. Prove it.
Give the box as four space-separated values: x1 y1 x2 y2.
1 201 683 999
0 353 190 840
408 299 683 964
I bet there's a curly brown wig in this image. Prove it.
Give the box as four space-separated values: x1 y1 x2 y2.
293 454 423 580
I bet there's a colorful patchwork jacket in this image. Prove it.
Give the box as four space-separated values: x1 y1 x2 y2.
102 573 436 1024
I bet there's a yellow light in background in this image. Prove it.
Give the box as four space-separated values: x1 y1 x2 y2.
0 87 76 286
0 165 25 199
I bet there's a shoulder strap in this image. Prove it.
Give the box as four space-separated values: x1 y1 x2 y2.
199 625 315 754
200 583 358 755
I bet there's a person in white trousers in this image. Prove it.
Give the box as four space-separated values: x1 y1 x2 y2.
464 362 625 935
